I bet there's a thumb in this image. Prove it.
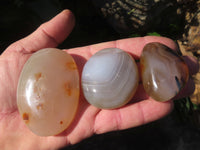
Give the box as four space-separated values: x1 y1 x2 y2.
4 9 75 55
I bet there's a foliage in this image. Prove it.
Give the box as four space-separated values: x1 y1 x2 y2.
174 97 200 126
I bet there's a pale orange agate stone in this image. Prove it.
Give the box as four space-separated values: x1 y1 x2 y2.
17 48 79 136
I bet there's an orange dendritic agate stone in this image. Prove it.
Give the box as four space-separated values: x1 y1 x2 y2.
17 48 79 136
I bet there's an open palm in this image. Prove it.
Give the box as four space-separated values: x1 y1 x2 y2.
0 10 197 150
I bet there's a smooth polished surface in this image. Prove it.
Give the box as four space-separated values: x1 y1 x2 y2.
140 42 189 102
17 48 79 136
82 48 139 109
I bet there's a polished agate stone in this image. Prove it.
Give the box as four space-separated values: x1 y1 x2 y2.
17 48 79 136
82 48 139 109
140 42 189 102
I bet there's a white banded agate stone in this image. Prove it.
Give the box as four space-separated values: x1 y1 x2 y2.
140 42 189 102
81 48 139 109
17 48 79 136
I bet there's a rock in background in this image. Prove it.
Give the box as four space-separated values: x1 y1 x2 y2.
92 0 189 35
178 0 200 118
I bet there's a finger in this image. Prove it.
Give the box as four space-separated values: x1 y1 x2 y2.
4 10 75 55
94 99 173 134
173 77 196 100
67 36 177 60
90 36 178 57
66 36 180 79
182 56 199 75
68 36 198 93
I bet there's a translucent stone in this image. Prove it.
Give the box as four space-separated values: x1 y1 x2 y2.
140 42 189 102
81 48 139 109
17 48 79 136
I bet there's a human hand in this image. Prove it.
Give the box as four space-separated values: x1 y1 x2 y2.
0 10 198 150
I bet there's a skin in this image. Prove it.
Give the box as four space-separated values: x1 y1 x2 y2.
0 10 199 150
